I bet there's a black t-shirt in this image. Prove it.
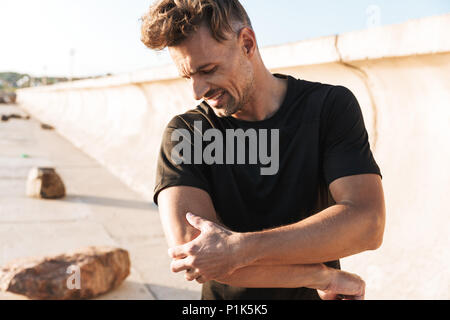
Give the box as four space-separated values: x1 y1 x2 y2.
153 73 382 300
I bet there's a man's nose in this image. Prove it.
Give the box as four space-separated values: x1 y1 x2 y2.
191 76 209 101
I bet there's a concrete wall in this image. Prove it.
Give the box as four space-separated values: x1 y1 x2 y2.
17 14 450 299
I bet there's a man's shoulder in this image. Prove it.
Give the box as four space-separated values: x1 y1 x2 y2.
165 102 215 132
287 76 357 119
290 76 353 101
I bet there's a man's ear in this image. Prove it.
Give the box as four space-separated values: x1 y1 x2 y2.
240 27 256 57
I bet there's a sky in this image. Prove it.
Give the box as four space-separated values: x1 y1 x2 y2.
0 0 449 78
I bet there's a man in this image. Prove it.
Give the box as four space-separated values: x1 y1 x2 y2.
141 0 385 300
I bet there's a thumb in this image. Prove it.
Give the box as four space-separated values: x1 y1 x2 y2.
317 290 338 300
185 212 207 231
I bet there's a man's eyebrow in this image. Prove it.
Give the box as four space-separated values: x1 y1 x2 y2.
180 63 216 78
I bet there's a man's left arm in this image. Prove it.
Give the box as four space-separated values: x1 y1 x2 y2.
239 173 386 266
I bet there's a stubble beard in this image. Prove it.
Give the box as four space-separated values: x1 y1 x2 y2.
220 74 255 118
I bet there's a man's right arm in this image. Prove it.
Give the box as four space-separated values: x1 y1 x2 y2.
157 186 364 298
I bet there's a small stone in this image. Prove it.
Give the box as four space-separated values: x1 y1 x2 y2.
40 123 54 130
8 114 22 120
26 167 66 199
5 93 17 104
1 114 28 122
0 246 131 300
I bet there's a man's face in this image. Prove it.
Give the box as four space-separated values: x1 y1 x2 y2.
169 24 254 118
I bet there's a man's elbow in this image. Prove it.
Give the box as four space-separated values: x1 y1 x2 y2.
167 229 201 248
365 207 386 251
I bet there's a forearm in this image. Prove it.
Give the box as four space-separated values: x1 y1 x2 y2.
240 202 383 267
216 263 331 289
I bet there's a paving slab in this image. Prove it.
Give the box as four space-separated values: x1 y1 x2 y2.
0 104 200 300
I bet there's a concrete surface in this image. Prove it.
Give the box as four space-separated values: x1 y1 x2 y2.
13 14 450 299
0 104 201 300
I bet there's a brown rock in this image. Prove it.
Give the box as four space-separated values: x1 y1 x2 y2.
0 113 28 121
0 246 130 300
40 123 54 130
6 93 17 104
26 167 66 199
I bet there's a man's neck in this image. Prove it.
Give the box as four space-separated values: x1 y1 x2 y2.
231 70 288 122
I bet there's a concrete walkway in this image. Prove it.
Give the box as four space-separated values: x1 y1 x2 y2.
0 103 201 300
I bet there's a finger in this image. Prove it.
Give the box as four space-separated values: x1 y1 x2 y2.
185 269 201 282
352 285 365 300
317 290 337 300
168 245 188 259
186 212 208 231
340 294 364 300
334 272 366 297
196 276 208 284
171 258 192 273
334 288 365 300
354 294 365 300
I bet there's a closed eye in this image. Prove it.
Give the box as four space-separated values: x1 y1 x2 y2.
180 66 218 79
200 66 218 75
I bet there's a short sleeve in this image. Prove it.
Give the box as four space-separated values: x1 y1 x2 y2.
321 86 382 185
153 115 211 205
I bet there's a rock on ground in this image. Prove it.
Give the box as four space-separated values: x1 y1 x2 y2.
0 246 130 300
26 167 66 199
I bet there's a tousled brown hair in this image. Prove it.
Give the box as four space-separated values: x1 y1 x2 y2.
140 0 252 50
